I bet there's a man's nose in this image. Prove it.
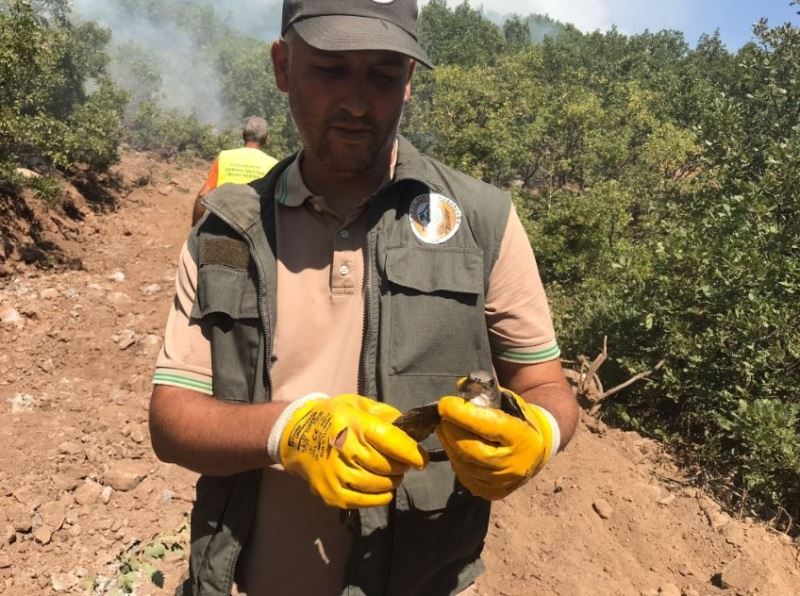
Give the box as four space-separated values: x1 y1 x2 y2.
338 75 370 118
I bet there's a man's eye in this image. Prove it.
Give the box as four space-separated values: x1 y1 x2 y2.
315 65 344 76
372 70 401 84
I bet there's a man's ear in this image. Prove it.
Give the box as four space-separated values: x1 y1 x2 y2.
403 61 417 102
271 40 290 92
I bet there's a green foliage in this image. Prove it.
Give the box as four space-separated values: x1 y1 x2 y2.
0 159 22 194
126 100 223 159
418 0 507 67
407 3 800 525
0 0 124 173
28 174 62 207
2 0 799 529
113 518 189 594
715 399 800 509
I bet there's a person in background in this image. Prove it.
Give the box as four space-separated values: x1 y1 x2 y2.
191 116 278 225
150 1 580 594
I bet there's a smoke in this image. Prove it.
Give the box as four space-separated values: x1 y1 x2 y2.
71 0 283 130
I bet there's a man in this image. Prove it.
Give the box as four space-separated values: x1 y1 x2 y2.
150 1 580 595
191 116 278 225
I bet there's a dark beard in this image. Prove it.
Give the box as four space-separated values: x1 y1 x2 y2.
290 95 397 178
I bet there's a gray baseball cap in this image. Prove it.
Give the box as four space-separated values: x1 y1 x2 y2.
282 0 432 68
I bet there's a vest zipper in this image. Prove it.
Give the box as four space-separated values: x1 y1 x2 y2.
202 207 271 596
359 230 374 397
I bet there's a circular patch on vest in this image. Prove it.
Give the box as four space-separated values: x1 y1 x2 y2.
409 193 462 245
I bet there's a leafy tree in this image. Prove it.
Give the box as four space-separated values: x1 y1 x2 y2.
418 0 506 67
0 0 125 172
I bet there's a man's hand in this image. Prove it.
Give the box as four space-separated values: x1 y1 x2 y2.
274 394 428 509
436 388 558 500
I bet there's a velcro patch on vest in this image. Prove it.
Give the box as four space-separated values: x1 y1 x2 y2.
200 237 250 270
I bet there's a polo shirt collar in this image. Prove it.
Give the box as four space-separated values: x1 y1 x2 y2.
274 153 314 207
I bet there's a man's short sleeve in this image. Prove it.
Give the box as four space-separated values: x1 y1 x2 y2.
153 242 213 394
485 204 561 364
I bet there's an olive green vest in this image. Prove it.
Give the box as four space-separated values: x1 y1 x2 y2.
185 137 511 596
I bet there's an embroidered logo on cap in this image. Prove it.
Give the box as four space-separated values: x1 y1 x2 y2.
409 193 462 244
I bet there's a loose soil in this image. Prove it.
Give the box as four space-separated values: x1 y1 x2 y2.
1 153 798 596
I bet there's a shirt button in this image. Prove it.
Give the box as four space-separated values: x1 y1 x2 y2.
313 203 323 213
339 265 350 277
339 229 350 239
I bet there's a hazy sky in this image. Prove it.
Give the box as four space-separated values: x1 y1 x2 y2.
437 0 799 49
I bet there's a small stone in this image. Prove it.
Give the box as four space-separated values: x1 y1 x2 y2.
657 494 676 506
140 283 162 296
657 583 681 596
4 524 15 544
103 466 146 492
33 525 53 545
0 306 24 329
724 525 746 546
129 427 146 444
38 501 67 531
51 572 78 592
15 167 39 179
40 288 61 300
108 292 132 306
108 271 126 283
719 556 763 592
677 564 694 577
58 442 82 455
68 525 82 538
100 486 113 505
10 393 35 413
711 511 731 529
592 499 613 520
73 480 103 505
0 552 10 569
118 331 137 350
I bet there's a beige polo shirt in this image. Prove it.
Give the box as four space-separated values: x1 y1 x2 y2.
154 150 560 595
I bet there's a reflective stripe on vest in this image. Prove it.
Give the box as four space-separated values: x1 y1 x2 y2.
216 147 277 186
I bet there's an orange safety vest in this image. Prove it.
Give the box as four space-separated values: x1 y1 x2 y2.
216 147 278 186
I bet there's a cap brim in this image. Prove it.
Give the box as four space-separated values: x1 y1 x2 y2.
293 15 432 69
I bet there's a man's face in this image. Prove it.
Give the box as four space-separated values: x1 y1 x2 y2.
272 33 415 178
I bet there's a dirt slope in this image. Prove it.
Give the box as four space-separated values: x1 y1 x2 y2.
0 153 798 596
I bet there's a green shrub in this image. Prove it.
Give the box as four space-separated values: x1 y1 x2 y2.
28 174 62 207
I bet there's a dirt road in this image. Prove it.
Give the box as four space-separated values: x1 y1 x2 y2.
1 153 798 595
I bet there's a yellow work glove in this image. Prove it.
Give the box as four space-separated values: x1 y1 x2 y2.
267 394 428 509
436 387 560 501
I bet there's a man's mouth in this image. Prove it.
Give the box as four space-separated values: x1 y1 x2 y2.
328 123 374 142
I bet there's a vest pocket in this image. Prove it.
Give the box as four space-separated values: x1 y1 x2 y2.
384 246 486 376
385 462 489 595
192 264 259 320
191 264 261 402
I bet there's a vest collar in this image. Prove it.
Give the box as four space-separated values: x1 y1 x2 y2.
203 135 444 234
392 135 444 193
